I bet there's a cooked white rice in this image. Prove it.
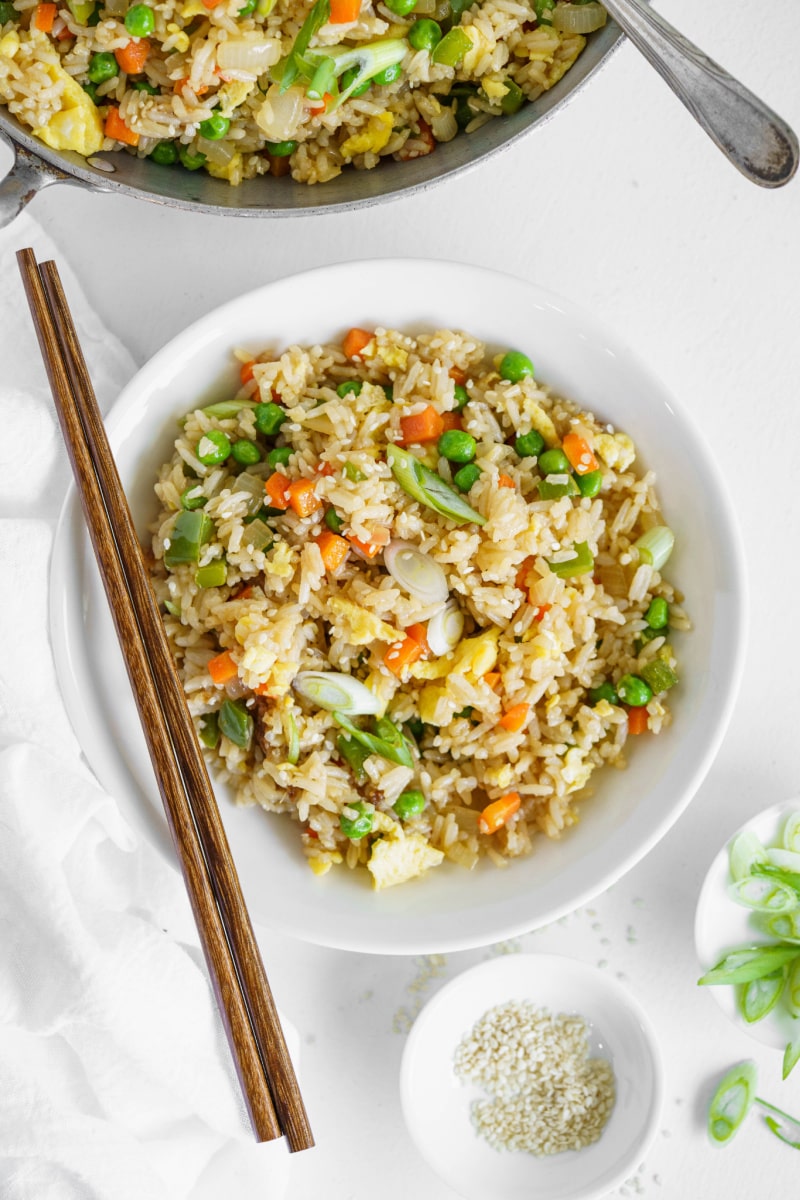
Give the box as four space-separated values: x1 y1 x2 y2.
147 325 687 889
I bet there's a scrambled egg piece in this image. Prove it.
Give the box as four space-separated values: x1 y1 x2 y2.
379 343 408 370
340 112 393 160
561 747 593 793
218 80 254 118
482 77 509 100
368 830 444 890
31 62 103 156
179 0 207 15
328 596 400 646
0 30 20 57
461 23 492 74
523 399 558 446
525 26 561 62
545 32 586 88
410 628 499 681
594 431 636 472
207 151 242 182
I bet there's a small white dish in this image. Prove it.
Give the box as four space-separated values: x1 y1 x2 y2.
399 954 663 1200
695 799 800 1049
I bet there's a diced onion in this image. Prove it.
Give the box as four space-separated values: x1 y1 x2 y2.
551 1 607 33
430 105 458 143
426 601 464 656
256 83 306 141
216 37 281 78
196 136 236 166
293 671 381 715
634 525 674 571
384 540 449 605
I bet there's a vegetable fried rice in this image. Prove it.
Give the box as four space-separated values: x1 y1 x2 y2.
0 0 607 185
148 326 689 890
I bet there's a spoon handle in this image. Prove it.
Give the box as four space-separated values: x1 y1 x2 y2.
600 0 798 187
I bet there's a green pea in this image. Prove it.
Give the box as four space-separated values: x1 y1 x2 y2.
254 401 286 436
178 144 206 170
408 17 442 51
537 475 579 499
394 789 426 819
453 384 469 411
339 66 371 97
336 380 362 398
576 468 603 498
499 77 524 114
131 78 159 93
617 674 653 708
645 596 669 630
149 140 178 165
196 429 231 465
267 445 292 468
231 438 261 465
385 0 415 13
373 62 402 85
218 698 253 749
87 51 117 83
180 484 207 510
515 429 545 459
266 139 297 156
325 507 344 533
199 711 220 749
538 447 571 475
438 429 476 463
589 681 619 706
0 1 17 22
82 81 98 102
199 113 231 140
453 462 481 493
339 800 374 840
124 3 155 35
499 350 535 382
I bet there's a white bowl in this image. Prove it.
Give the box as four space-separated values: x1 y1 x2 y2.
50 259 747 954
399 954 663 1200
695 799 800 1049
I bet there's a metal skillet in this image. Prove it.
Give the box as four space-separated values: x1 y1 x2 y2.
0 0 795 227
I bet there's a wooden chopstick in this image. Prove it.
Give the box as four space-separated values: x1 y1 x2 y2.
18 249 313 1153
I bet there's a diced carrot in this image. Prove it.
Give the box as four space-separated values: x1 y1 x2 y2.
264 471 292 510
308 91 333 116
330 0 359 19
483 672 501 691
254 682 271 696
233 585 253 600
175 75 208 96
114 38 151 74
287 478 322 518
532 602 552 622
348 534 382 558
399 405 444 446
208 650 238 685
384 636 423 677
33 2 56 31
343 327 373 360
240 361 255 386
267 150 291 177
202 0 225 8
449 366 467 386
627 706 649 735
498 473 515 488
439 411 462 433
317 461 334 477
104 106 139 147
479 791 521 835
498 702 530 733
54 24 74 39
406 622 430 655
315 529 350 572
562 431 599 476
515 555 535 590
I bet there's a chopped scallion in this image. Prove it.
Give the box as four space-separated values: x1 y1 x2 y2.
634 525 675 571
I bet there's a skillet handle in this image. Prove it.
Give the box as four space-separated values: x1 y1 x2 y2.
0 129 72 227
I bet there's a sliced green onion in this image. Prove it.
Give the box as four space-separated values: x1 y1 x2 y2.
753 862 800 896
325 507 344 533
707 1061 757 1145
164 511 214 569
634 525 675 570
343 461 366 483
195 560 228 588
757 1096 800 1147
767 847 800 874
639 658 678 694
387 443 485 526
730 830 768 881
284 710 300 765
384 540 449 605
426 601 464 656
729 875 799 915
784 1035 800 1080
337 733 371 782
198 399 258 419
766 911 800 943
698 944 800 986
783 812 800 854
741 971 785 1023
199 711 220 749
279 0 330 91
164 599 182 618
787 957 800 1017
333 711 414 768
431 26 472 65
307 53 336 100
218 698 253 749
293 671 381 715
547 541 594 578
302 38 407 109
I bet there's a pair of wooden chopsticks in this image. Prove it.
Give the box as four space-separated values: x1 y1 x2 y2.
18 248 313 1153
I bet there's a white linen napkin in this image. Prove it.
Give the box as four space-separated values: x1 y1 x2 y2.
0 214 292 1200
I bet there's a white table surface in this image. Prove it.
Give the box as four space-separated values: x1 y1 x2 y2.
4 0 800 1194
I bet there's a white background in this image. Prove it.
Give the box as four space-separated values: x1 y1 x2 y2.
4 0 800 1195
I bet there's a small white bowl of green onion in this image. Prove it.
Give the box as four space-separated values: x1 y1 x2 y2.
695 800 800 1076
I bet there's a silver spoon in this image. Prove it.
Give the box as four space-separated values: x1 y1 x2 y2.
599 0 798 187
